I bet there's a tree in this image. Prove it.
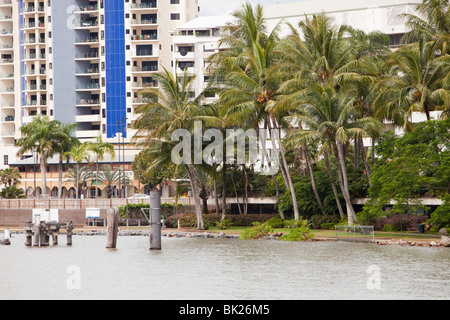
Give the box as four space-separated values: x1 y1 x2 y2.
53 122 78 199
65 143 90 203
64 166 94 199
133 66 209 230
209 2 302 220
86 137 115 205
373 39 450 126
132 148 175 191
98 165 130 199
401 0 450 54
17 116 62 197
362 118 450 225
0 168 21 187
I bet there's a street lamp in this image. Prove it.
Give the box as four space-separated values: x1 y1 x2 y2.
122 117 128 198
116 120 122 198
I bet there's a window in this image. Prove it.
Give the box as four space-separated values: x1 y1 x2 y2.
171 0 180 3
171 13 180 20
4 155 8 166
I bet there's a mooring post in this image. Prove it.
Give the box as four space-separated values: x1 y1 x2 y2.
149 191 162 250
106 208 119 249
25 221 33 247
33 223 40 247
67 221 73 246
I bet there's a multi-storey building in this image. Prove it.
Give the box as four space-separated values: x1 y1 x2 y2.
0 0 198 170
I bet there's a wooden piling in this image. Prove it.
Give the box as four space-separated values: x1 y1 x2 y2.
25 221 32 247
106 208 119 249
67 221 73 246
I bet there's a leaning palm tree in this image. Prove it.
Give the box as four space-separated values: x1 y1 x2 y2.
284 84 383 225
16 116 62 197
208 3 302 220
86 137 115 206
133 66 208 230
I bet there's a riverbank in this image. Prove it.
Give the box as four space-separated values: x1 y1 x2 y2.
2 226 447 248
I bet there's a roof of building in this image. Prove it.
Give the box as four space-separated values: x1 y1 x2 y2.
172 15 232 31
9 153 136 167
264 0 422 19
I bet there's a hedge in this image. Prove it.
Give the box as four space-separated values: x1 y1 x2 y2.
164 214 279 228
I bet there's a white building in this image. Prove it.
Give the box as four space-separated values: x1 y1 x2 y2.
171 15 230 99
0 0 199 169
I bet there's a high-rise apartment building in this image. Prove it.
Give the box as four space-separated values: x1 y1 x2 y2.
0 0 198 168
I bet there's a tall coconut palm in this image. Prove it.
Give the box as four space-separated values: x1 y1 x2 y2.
86 137 115 206
65 143 90 204
283 84 383 225
16 116 62 197
133 66 209 230
208 2 302 220
401 0 450 54
53 122 78 199
97 165 130 199
372 39 450 127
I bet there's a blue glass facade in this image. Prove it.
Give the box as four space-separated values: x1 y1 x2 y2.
105 0 127 138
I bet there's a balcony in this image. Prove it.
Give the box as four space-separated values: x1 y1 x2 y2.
75 83 101 91
76 98 100 106
76 130 101 139
75 68 100 76
131 18 157 26
132 65 158 73
75 37 99 45
130 1 157 10
76 114 101 123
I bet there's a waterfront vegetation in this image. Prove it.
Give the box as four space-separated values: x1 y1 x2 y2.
4 1 449 237
132 0 450 233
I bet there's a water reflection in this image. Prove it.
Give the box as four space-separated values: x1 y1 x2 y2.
0 234 449 300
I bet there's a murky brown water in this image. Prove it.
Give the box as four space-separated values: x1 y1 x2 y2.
0 234 449 300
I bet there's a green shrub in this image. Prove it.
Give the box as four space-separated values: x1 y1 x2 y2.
240 222 274 240
310 215 341 229
280 221 315 241
382 224 399 232
216 218 232 230
266 217 285 228
320 222 336 230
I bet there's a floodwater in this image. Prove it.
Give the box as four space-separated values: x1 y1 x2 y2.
0 234 449 300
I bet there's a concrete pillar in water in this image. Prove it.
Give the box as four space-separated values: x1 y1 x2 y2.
106 208 119 249
149 191 161 250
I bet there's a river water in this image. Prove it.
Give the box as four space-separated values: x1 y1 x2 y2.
0 234 449 300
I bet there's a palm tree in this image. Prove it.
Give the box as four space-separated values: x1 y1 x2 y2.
97 165 129 199
86 137 115 206
284 84 383 224
208 3 302 220
0 168 21 187
372 39 450 127
17 116 61 197
53 122 78 199
65 143 90 203
133 66 209 230
401 0 450 54
64 166 94 199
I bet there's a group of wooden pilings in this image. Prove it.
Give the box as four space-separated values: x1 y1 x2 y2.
25 221 74 247
106 192 162 250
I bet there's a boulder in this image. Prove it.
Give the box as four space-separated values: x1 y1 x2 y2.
439 236 450 248
438 228 448 238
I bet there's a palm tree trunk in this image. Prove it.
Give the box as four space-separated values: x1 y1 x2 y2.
186 163 204 230
323 151 345 219
221 150 227 221
303 144 326 215
95 159 99 207
213 178 220 215
270 119 300 221
58 157 63 199
335 141 358 225
40 154 47 196
359 136 372 188
76 163 79 208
